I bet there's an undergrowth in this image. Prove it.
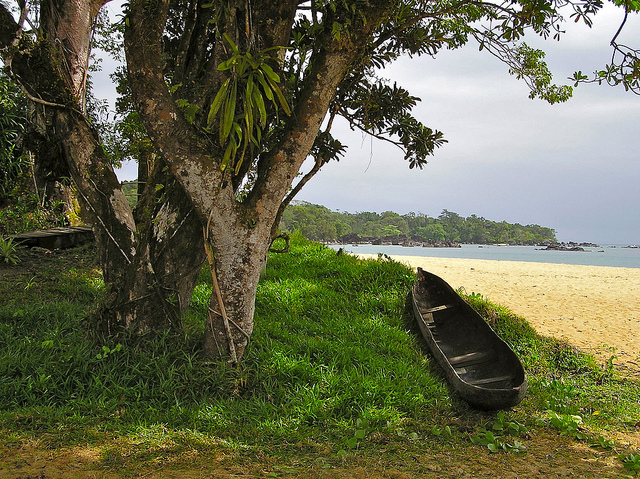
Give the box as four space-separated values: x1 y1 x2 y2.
0 193 69 236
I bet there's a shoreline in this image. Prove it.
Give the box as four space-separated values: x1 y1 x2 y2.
332 243 640 269
357 254 640 371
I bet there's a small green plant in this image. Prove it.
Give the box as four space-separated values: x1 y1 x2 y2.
381 421 424 442
96 343 123 360
0 236 21 264
471 429 527 453
491 411 529 436
547 411 586 439
336 420 369 458
539 378 579 413
390 425 419 441
430 425 453 438
471 413 528 453
20 274 38 290
588 435 615 450
620 452 640 475
339 418 369 453
206 34 290 174
596 353 618 383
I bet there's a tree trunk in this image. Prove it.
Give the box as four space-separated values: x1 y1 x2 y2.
98 170 205 335
123 0 380 361
201 225 270 361
53 108 204 334
0 1 205 336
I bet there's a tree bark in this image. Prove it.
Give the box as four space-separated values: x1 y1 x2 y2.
123 0 394 361
53 107 205 334
201 225 268 361
0 0 205 335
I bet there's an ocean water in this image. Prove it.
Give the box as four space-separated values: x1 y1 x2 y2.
328 243 640 269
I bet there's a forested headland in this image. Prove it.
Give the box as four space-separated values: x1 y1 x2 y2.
280 201 557 245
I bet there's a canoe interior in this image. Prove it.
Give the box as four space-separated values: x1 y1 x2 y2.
412 268 526 409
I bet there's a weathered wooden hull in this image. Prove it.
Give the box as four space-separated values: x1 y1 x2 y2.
12 226 94 250
411 268 527 410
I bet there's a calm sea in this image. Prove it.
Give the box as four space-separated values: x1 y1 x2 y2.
328 243 640 269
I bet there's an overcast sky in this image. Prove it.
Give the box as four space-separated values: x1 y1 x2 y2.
107 4 640 245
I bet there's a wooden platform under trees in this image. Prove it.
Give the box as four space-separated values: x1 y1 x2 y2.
12 226 94 250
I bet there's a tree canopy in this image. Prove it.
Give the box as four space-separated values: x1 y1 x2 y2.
281 202 557 244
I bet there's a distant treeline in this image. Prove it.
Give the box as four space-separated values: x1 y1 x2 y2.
280 202 557 245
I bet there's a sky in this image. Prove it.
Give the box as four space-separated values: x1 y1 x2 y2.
103 3 640 245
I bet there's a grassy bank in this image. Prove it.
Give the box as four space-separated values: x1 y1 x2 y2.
1 235 639 477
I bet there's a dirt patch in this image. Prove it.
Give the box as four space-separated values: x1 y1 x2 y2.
0 430 636 478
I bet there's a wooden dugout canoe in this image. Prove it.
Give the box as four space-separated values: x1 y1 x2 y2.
410 268 527 410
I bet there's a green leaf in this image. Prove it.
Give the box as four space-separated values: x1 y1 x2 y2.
217 57 237 71
332 22 342 41
221 139 235 172
223 33 240 55
233 122 243 140
184 104 199 124
267 77 291 116
250 133 260 148
208 78 230 127
260 63 280 83
252 87 267 127
220 81 237 144
244 97 254 140
246 75 255 100
257 72 274 101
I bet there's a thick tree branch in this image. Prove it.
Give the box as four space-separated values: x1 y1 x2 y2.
247 2 398 230
246 47 352 217
273 107 339 235
125 0 232 215
0 4 22 62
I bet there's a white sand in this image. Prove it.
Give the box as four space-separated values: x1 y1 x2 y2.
358 254 640 371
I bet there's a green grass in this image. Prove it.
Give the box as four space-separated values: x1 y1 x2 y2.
0 193 69 236
1 235 639 474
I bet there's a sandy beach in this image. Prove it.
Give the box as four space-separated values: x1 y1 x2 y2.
358 254 640 371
